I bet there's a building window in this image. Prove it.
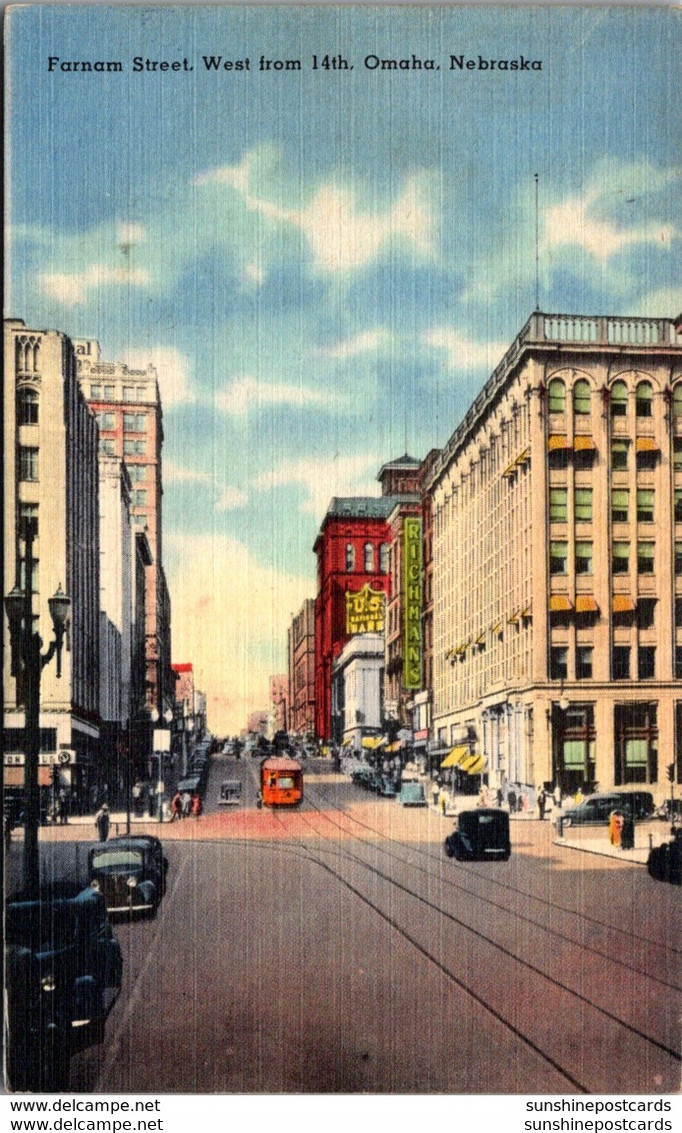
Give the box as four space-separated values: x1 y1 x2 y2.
550 541 568 574
550 647 568 681
123 386 134 400
636 489 654 523
345 543 355 571
610 380 628 417
19 502 38 536
133 490 147 508
19 556 39 594
673 439 682 472
676 491 682 523
637 542 654 574
575 541 593 574
379 542 389 573
611 439 629 471
137 387 147 401
576 647 593 680
17 388 39 425
635 381 652 418
676 542 682 574
612 542 629 574
612 646 630 680
549 487 567 522
573 379 591 415
575 487 593 522
548 378 566 414
637 599 656 630
676 647 682 679
364 542 374 572
611 488 628 523
99 439 116 455
127 464 146 482
674 384 682 418
19 446 38 481
97 411 115 431
90 384 102 399
104 384 115 399
123 439 146 456
614 702 657 784
123 413 146 432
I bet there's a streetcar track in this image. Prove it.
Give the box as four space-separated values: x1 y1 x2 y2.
260 796 680 1087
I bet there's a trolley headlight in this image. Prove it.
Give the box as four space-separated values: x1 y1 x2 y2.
126 875 138 889
41 974 56 993
90 879 101 892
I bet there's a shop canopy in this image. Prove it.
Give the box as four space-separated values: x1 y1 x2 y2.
441 745 469 768
361 736 387 750
460 754 486 774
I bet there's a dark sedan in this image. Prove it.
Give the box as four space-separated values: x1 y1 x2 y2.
647 829 682 885
89 835 168 918
444 808 511 861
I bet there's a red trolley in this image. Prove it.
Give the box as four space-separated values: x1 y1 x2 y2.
259 755 303 807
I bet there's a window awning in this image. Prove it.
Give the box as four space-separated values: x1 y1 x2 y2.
636 437 658 452
549 594 573 612
548 434 570 451
460 754 486 774
441 745 469 768
515 448 531 466
575 595 598 613
574 435 596 451
361 736 386 750
612 594 635 613
502 462 517 479
384 740 402 753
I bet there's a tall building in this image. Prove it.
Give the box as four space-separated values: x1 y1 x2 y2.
287 599 316 737
313 455 421 741
269 674 289 738
428 311 682 803
4 320 100 811
76 341 174 727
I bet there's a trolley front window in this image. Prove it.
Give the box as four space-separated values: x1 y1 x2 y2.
277 776 295 789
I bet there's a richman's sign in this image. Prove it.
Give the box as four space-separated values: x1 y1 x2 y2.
403 516 423 689
345 584 386 634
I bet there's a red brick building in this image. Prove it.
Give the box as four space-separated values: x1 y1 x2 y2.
313 456 421 740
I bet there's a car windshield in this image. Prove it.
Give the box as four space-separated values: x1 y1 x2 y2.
6 902 78 950
92 849 144 870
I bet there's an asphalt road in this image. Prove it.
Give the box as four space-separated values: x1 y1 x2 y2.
11 755 682 1094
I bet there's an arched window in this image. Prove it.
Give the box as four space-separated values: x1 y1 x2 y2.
364 542 374 572
345 543 355 571
547 378 565 414
17 388 39 425
610 380 628 417
635 381 652 418
379 542 389 573
573 379 591 415
673 384 682 418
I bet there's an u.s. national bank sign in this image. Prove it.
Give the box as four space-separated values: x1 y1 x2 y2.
345 584 386 635
403 517 423 690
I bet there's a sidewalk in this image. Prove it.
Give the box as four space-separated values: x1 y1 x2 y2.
552 824 670 864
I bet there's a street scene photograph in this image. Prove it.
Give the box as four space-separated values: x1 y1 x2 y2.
3 1 681 1107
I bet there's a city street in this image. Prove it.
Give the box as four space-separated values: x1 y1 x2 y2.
8 755 681 1094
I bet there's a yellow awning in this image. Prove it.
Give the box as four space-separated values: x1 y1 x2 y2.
549 594 573 612
636 436 657 452
612 594 635 613
575 594 598 613
460 754 485 774
441 745 469 768
385 741 401 753
548 434 570 451
361 736 386 750
574 435 596 451
502 462 517 478
515 448 531 466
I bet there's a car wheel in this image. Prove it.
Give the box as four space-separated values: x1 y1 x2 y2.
444 838 455 858
563 816 572 827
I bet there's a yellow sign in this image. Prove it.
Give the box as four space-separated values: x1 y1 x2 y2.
403 516 423 689
345 584 386 634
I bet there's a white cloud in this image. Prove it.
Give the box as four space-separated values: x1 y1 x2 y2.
215 486 249 511
164 461 211 485
215 374 345 416
40 263 149 306
251 453 380 516
423 329 507 372
117 222 147 247
243 261 265 286
165 531 311 734
544 191 675 262
124 346 194 408
633 287 682 318
315 329 391 359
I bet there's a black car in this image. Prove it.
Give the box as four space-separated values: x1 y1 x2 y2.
444 808 511 862
5 882 123 1091
647 829 682 885
613 790 655 821
89 834 168 918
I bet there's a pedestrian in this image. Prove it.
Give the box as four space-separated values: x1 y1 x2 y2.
507 788 516 813
553 784 561 810
537 788 547 820
148 785 155 818
574 787 584 805
132 780 143 817
496 787 503 808
181 790 192 818
94 803 110 842
191 793 202 818
170 791 182 822
58 787 68 824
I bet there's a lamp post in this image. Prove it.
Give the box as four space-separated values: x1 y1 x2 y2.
5 521 70 901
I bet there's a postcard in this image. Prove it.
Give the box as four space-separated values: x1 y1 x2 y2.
3 0 681 1112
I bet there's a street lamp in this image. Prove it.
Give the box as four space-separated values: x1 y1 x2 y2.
5 521 70 900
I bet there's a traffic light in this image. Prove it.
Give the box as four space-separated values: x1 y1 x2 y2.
667 763 675 783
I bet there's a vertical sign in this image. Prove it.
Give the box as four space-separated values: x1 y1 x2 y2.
403 516 423 689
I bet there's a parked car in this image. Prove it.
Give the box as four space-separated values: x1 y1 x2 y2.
613 790 655 821
5 882 123 1091
89 835 168 918
647 829 682 885
378 776 397 798
555 793 624 827
399 780 427 807
444 808 511 861
219 779 242 805
655 798 682 823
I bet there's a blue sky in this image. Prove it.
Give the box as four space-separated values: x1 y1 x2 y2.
6 4 681 732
